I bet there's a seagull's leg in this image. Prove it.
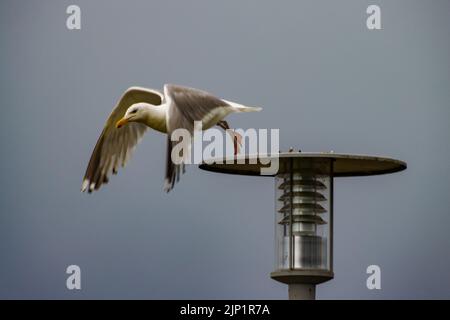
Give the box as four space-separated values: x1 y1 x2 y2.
217 120 242 155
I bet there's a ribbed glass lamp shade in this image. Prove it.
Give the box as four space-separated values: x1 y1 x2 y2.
275 158 333 273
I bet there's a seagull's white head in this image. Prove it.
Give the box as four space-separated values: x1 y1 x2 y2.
116 103 149 128
116 102 167 133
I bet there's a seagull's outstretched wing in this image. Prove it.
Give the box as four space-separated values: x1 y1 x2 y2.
164 84 232 192
82 87 164 193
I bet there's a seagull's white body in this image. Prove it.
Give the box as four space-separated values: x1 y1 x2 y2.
82 84 261 193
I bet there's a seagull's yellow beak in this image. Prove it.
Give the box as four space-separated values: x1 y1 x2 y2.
116 117 129 129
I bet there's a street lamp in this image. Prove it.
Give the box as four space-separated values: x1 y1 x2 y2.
199 151 407 300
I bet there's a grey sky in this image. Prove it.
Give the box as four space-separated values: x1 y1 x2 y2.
0 0 449 299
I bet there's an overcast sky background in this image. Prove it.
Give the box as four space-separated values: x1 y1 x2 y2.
1 0 449 299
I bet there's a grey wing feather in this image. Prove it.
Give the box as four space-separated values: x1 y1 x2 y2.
82 87 164 193
163 84 229 192
165 84 230 132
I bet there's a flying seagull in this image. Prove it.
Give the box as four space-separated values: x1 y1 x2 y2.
81 84 261 193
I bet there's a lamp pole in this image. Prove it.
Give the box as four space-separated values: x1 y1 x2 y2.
289 284 316 300
199 151 406 300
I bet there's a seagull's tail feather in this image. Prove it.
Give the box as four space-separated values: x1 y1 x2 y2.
223 100 262 113
237 106 262 112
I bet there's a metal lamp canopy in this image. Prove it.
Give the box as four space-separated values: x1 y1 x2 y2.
199 152 407 177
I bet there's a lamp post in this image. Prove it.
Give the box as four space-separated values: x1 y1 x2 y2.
199 151 407 300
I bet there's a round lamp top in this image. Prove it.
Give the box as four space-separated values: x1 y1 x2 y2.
199 152 407 177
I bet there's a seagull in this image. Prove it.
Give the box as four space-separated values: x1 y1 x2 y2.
81 84 262 193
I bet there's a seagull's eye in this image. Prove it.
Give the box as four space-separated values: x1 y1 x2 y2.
130 109 137 114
